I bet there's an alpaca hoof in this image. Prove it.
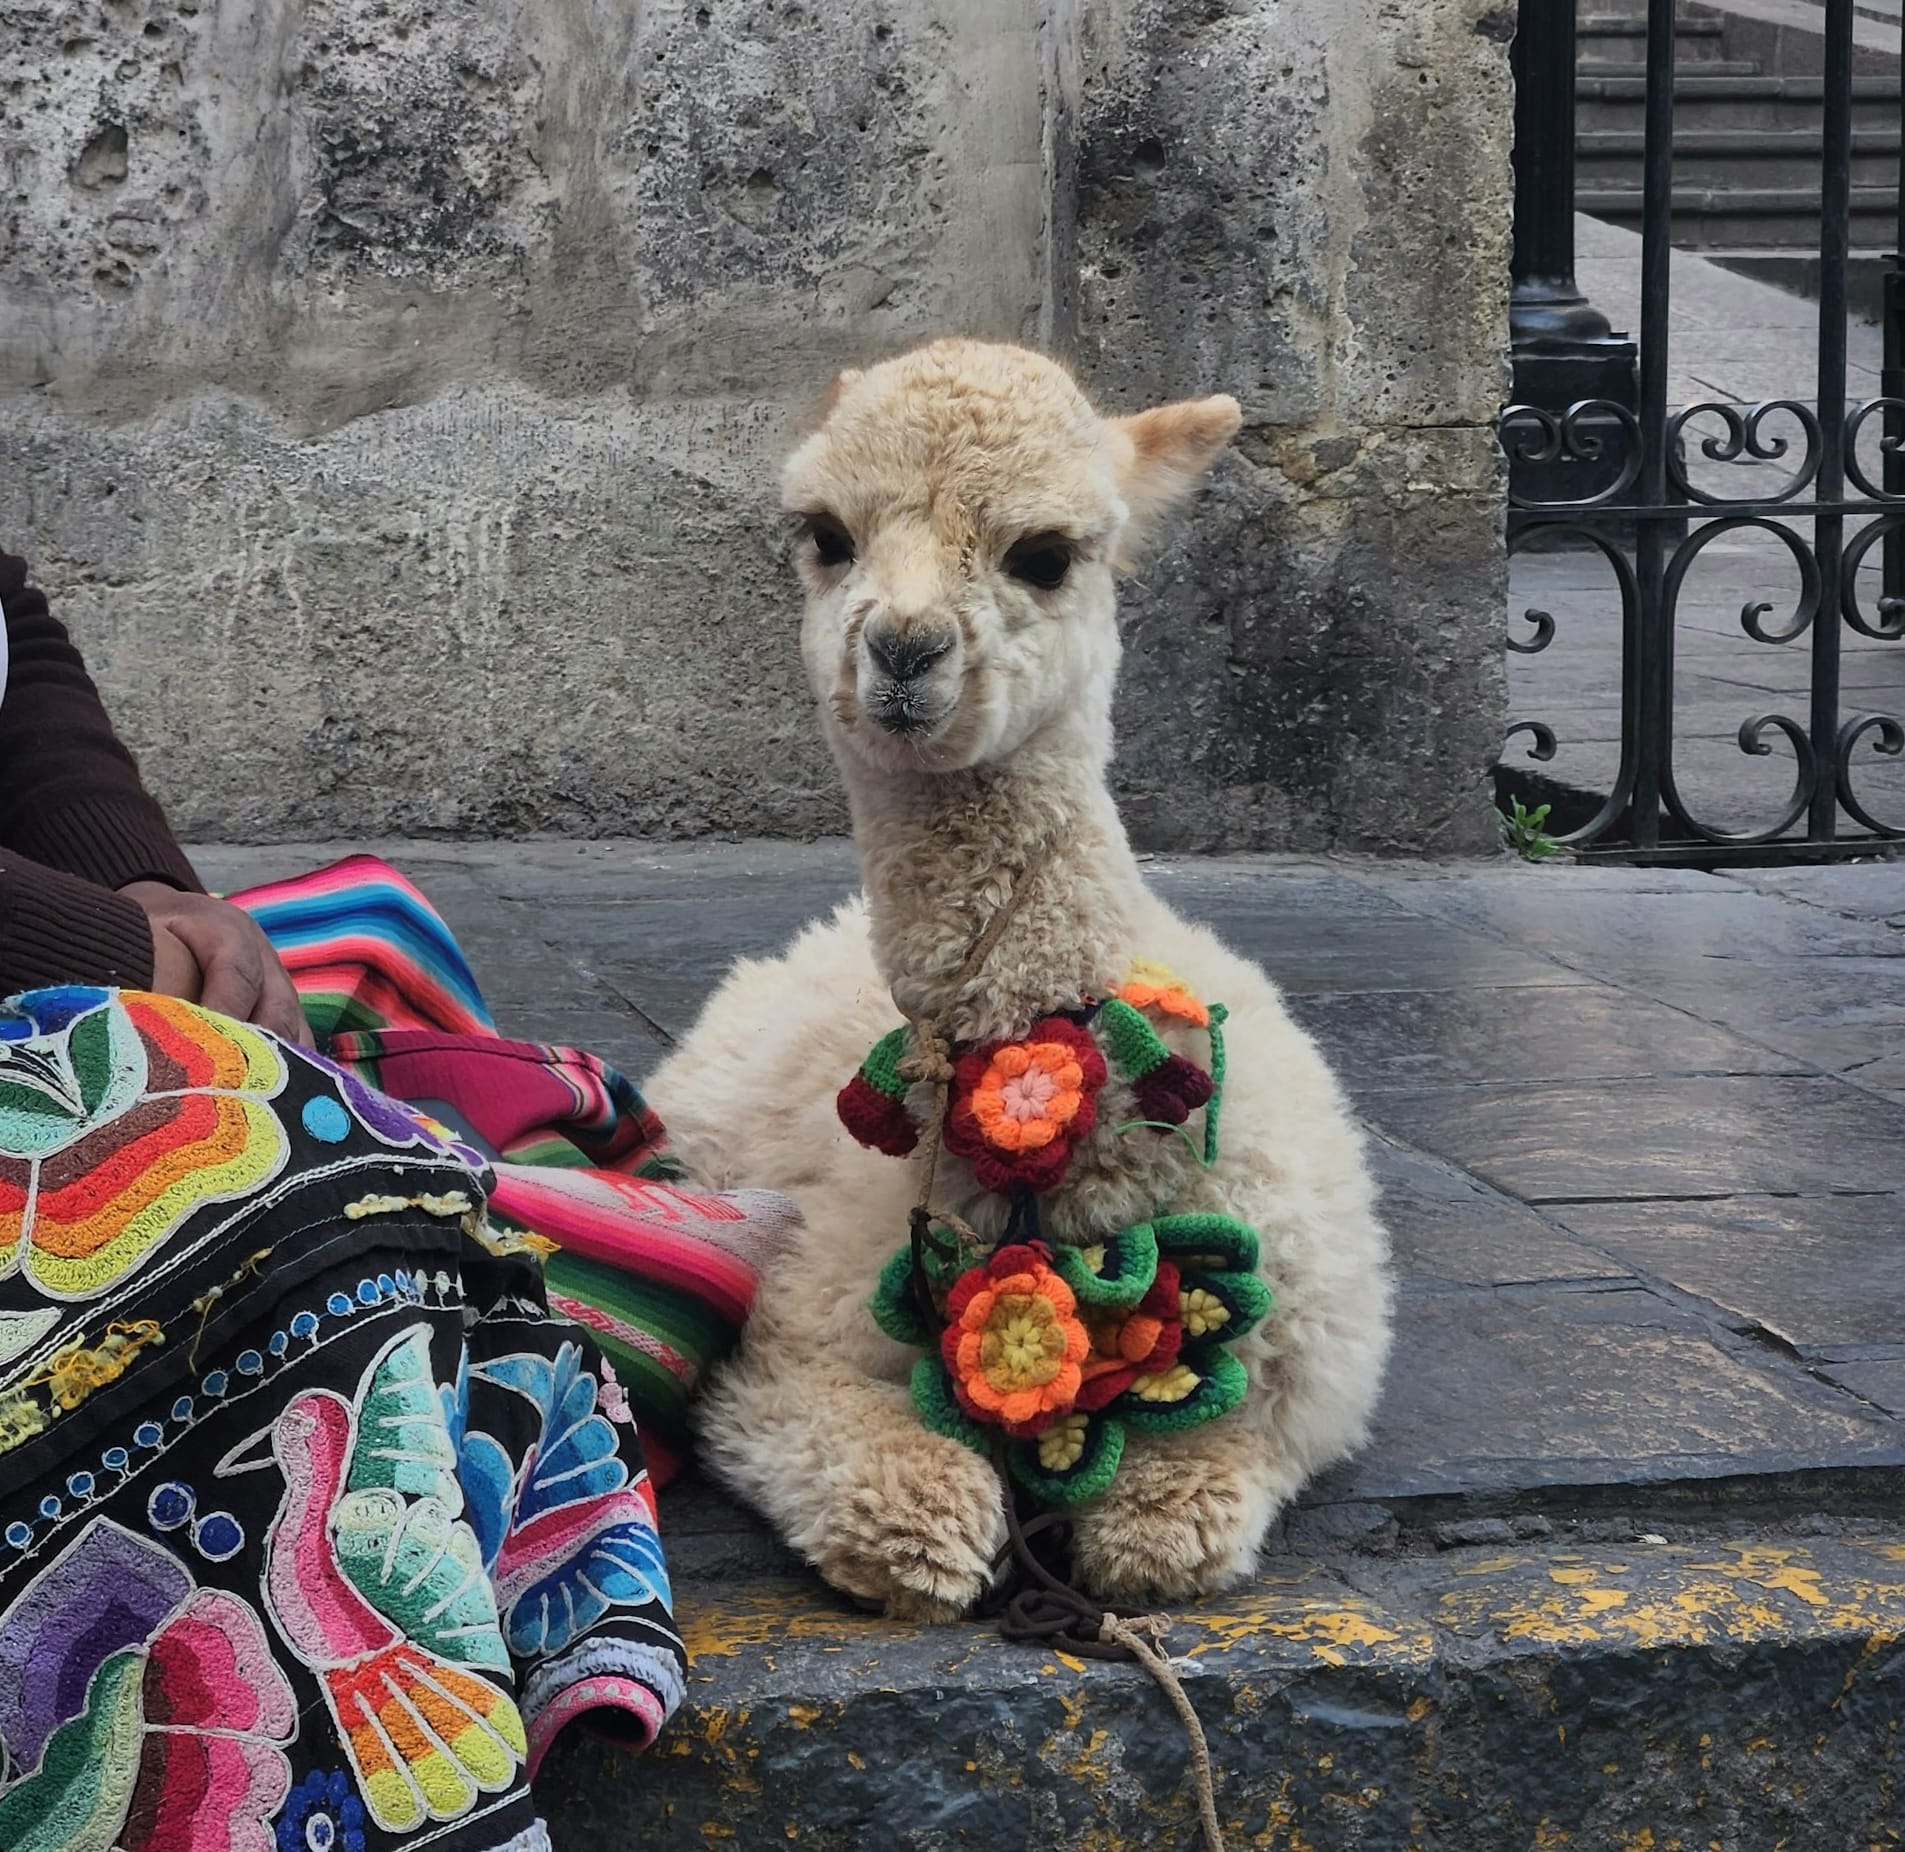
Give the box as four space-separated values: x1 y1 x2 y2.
1071 1446 1260 1606
813 1437 1005 1622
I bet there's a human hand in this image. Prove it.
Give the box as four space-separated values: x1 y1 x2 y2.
118 881 312 1046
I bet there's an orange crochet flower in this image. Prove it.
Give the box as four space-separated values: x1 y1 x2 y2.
940 1243 1091 1437
944 1019 1107 1195
970 1041 1086 1152
1116 960 1210 1028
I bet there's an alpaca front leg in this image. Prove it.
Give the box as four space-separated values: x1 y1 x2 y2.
697 1342 1007 1622
1070 1421 1296 1606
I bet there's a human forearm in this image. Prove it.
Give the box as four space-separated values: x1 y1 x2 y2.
0 850 156 993
0 548 202 892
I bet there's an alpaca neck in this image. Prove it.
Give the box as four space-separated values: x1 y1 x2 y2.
844 714 1146 1044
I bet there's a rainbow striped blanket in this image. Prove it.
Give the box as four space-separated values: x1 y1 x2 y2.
231 855 800 1486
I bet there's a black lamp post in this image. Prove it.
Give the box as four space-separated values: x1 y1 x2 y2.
1509 0 1640 503
1883 95 1903 614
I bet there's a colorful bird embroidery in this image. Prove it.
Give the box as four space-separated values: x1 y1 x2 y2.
228 1325 526 1833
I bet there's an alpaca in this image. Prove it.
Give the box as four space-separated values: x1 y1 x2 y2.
646 339 1391 1621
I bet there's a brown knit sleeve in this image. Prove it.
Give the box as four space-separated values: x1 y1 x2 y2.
0 850 157 993
0 547 203 893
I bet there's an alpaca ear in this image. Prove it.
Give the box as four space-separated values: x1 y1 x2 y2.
1108 394 1242 565
813 368 864 425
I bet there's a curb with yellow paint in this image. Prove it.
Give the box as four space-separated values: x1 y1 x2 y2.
539 1533 1905 1849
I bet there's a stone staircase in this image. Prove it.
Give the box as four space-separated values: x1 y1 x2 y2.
1575 0 1902 316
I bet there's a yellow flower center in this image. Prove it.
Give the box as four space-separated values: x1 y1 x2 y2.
1130 1362 1200 1404
978 1292 1067 1391
1180 1286 1229 1338
1038 1414 1089 1472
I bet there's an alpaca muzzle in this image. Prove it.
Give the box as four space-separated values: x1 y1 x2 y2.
862 621 957 735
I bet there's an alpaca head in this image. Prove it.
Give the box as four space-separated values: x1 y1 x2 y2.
782 339 1241 779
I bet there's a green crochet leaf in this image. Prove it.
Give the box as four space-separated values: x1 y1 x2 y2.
1176 1270 1273 1346
1113 1347 1250 1435
1095 997 1171 1083
860 1025 915 1101
911 1356 991 1457
1152 1212 1261 1275
1047 1224 1160 1312
870 1246 934 1348
1008 1412 1125 1506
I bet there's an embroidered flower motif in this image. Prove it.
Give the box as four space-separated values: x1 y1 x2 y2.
0 1518 296 1851
276 1769 368 1852
1116 960 1210 1028
944 1020 1107 1194
455 1340 672 1661
598 1356 635 1429
872 1215 1275 1505
0 990 289 1301
940 1244 1091 1436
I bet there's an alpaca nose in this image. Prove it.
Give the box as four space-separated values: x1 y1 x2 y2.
864 623 955 683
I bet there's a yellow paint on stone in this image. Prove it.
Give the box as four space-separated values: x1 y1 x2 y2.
1186 1566 1434 1668
679 1581 915 1662
1439 1541 1905 1652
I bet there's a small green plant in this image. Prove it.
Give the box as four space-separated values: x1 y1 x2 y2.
1496 796 1569 862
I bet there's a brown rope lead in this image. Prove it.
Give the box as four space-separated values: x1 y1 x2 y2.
894 844 1227 1852
986 1446 1228 1852
1097 1613 1227 1852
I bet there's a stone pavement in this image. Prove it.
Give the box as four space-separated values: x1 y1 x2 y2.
1505 216 1905 838
194 839 1905 1849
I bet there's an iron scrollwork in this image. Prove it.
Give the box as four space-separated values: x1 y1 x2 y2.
1840 512 1905 639
1502 400 1645 511
1842 398 1905 502
1835 713 1905 838
1666 400 1822 507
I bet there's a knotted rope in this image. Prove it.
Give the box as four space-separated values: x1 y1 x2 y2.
892 846 1227 1852
896 841 1059 1275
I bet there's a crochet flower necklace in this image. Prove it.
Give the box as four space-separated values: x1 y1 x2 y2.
838 956 1271 1506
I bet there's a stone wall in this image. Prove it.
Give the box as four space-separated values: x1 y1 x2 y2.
0 0 1512 852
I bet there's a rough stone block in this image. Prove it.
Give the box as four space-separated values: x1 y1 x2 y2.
0 0 1512 851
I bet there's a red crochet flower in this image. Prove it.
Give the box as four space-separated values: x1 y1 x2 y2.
943 1018 1107 1195
1075 1260 1184 1410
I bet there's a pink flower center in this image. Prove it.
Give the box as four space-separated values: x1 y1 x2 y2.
998 1067 1059 1123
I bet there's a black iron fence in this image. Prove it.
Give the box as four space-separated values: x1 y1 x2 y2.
1501 0 1905 860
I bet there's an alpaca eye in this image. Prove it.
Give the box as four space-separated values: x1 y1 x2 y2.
807 518 855 569
1006 541 1071 591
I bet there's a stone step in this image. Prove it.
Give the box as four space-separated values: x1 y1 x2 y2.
1578 71 1904 132
1577 11 1733 65
534 1529 1905 1848
1577 125 1904 189
1579 181 1900 245
1705 245 1899 317
1578 56 1766 79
